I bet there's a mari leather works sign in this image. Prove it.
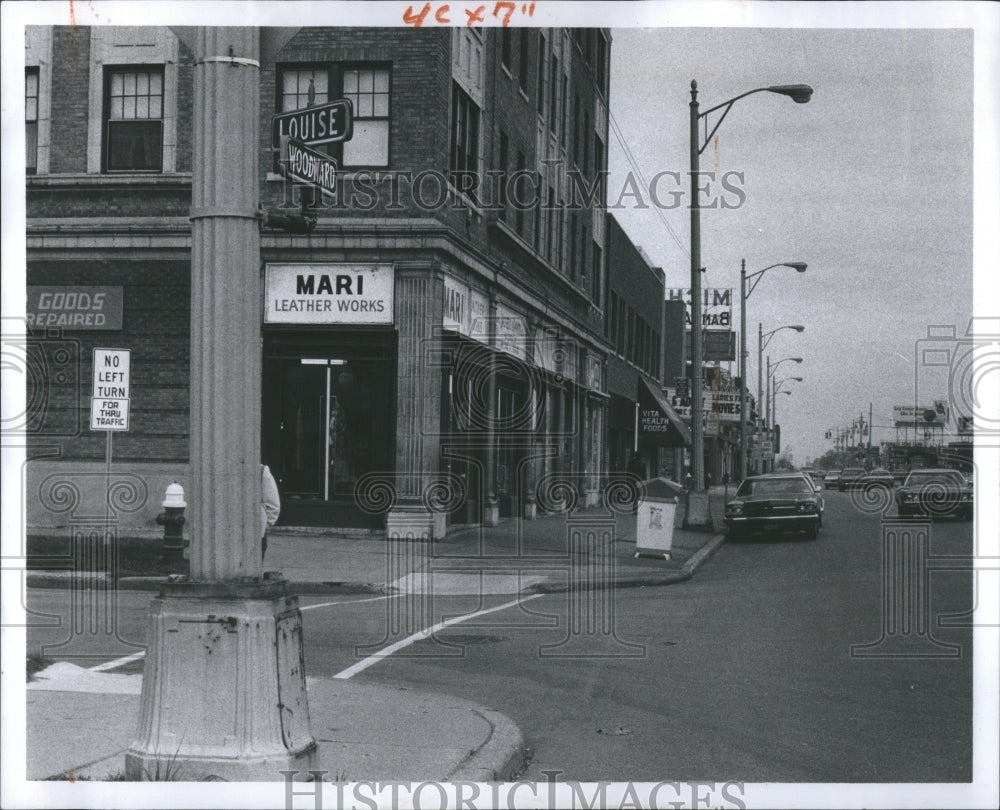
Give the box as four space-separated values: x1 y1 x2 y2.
265 264 394 325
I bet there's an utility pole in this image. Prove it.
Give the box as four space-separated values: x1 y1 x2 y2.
127 27 315 781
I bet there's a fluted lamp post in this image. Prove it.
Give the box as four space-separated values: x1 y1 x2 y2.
739 260 806 480
689 81 812 493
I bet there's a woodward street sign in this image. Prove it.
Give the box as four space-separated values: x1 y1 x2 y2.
90 348 130 431
280 137 338 197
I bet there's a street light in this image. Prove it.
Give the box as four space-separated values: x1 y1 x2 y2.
739 260 807 480
771 376 803 432
758 324 805 423
689 80 813 493
765 356 803 431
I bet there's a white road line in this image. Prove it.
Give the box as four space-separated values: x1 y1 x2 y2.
299 594 397 612
82 596 395 671
88 650 146 672
333 593 544 680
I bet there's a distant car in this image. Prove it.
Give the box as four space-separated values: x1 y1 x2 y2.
725 473 825 540
891 469 909 485
814 470 827 480
838 467 867 491
860 468 896 489
895 468 973 520
824 470 842 489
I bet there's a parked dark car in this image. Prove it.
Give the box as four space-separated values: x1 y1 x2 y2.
824 470 842 489
725 473 824 540
838 467 867 491
895 468 973 520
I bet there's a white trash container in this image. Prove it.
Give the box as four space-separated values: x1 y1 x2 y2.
634 477 685 560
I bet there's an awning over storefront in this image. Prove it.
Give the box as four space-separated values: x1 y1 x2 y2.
638 377 692 446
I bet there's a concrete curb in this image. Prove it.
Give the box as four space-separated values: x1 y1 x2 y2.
446 708 529 782
24 535 726 596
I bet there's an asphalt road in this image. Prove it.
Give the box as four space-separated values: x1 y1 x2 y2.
24 489 975 783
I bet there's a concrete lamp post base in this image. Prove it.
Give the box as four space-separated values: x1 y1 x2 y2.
684 491 713 530
126 579 316 782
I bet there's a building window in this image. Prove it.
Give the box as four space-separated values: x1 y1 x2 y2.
595 32 608 97
281 67 329 113
26 68 39 174
573 93 581 167
277 65 389 169
569 214 578 280
518 29 530 93
343 67 390 167
501 28 513 71
536 33 546 115
515 150 527 235
498 131 509 222
451 83 480 184
592 243 602 304
561 76 570 150
103 66 163 172
549 54 559 134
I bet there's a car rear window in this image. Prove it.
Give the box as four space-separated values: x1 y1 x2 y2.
738 478 813 496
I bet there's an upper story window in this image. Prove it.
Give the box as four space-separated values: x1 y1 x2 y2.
103 66 164 172
450 83 480 186
26 68 39 174
536 33 546 115
343 67 390 167
277 64 390 170
282 67 329 111
594 33 608 97
518 29 530 94
501 28 513 72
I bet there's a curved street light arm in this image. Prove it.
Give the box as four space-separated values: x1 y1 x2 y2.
696 84 813 155
746 261 807 298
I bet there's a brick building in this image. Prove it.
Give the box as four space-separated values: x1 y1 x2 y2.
24 25 612 538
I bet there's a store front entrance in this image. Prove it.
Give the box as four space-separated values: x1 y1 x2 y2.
262 331 395 527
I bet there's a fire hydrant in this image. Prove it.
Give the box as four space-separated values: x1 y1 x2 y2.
156 482 187 573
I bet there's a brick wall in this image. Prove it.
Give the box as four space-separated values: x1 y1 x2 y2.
49 26 91 174
26 261 190 463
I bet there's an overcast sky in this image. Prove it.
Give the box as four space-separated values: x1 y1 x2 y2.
606 22 983 464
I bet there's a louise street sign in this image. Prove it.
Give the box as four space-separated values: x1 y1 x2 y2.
272 99 353 146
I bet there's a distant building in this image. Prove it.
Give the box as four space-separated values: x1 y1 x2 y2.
604 215 689 483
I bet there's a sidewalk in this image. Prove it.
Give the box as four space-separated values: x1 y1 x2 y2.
23 486 728 783
26 486 729 596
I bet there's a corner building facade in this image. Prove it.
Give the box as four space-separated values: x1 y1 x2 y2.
24 26 611 540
